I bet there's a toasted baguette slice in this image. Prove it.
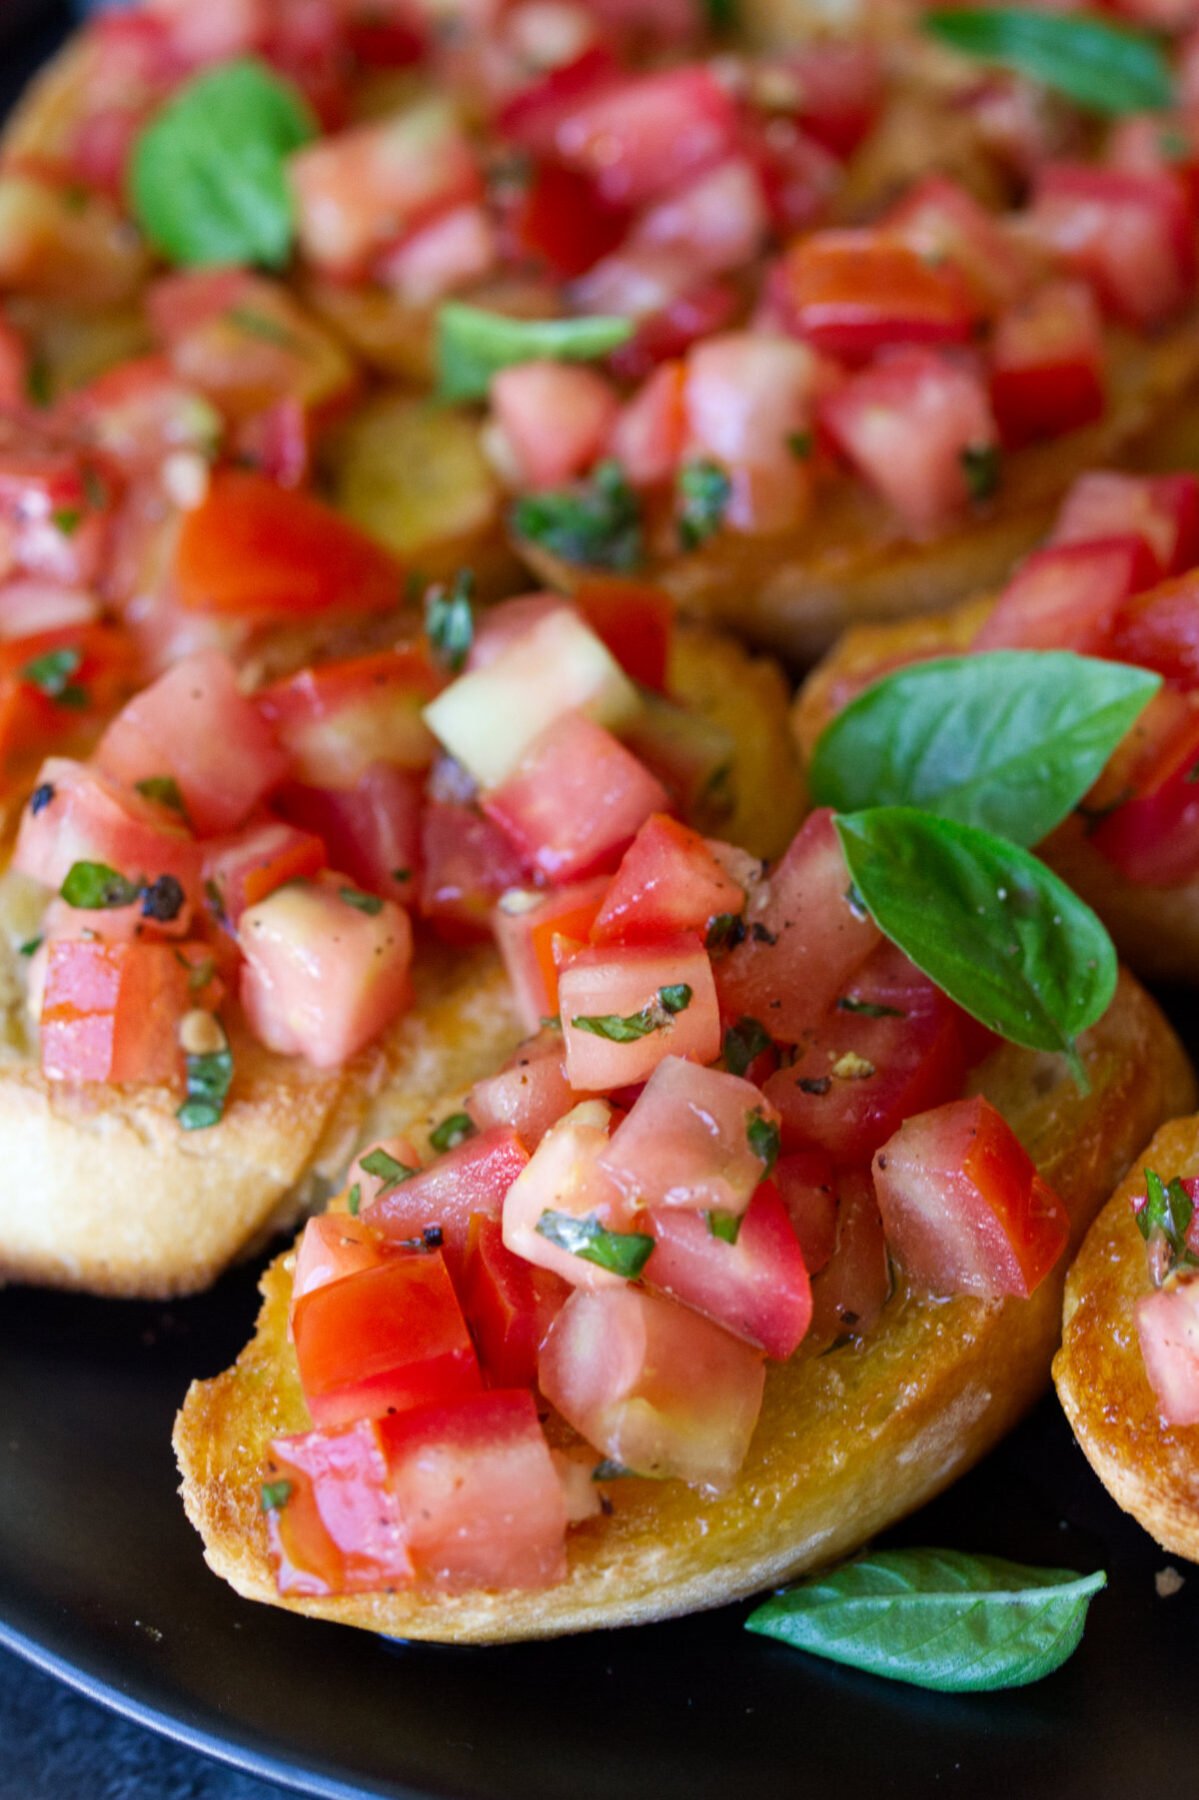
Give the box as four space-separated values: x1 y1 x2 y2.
1055 1117 1199 1563
793 598 1199 984
175 970 1194 1642
0 625 801 1298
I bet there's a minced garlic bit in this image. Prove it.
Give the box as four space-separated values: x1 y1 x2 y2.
179 1009 226 1057
1156 1566 1185 1599
830 1050 876 1082
162 450 211 511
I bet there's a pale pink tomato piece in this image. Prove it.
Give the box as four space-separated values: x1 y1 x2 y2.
539 1285 765 1490
63 354 221 477
483 712 670 885
887 175 1033 312
96 650 288 836
988 279 1106 450
1024 163 1194 330
807 1166 890 1349
238 875 413 1066
266 1420 413 1598
142 0 266 64
492 875 610 1031
641 1178 812 1359
14 757 202 895
460 1212 571 1388
552 65 739 209
820 346 998 535
973 536 1154 653
501 1100 627 1288
559 932 720 1091
203 818 326 925
873 1095 1069 1300
464 592 568 671
289 102 482 277
1050 472 1199 581
684 330 816 473
0 581 100 638
365 1126 530 1273
490 361 620 490
600 1055 779 1218
375 201 498 305
466 1031 578 1150
381 1389 568 1590
275 764 422 911
760 41 882 160
1136 1277 1199 1427
713 809 880 1048
257 648 444 788
629 157 770 281
419 796 530 942
39 938 189 1085
590 812 748 946
608 361 687 488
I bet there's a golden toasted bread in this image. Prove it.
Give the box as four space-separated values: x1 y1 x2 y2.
174 970 1194 1641
1055 1116 1199 1563
0 625 802 1298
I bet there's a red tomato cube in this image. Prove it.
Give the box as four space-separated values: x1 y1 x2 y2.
590 812 749 947
203 819 326 926
600 1055 780 1218
466 1031 578 1151
559 932 720 1091
290 1214 393 1318
775 230 977 362
549 65 740 209
501 1100 628 1288
572 579 674 693
1025 163 1194 330
13 757 202 895
872 1095 1069 1299
257 649 444 787
1090 703 1199 886
365 1126 530 1271
1111 570 1199 689
39 938 189 1084
807 1166 891 1350
775 1148 839 1276
490 361 619 490
1136 1277 1199 1427
1050 472 1199 582
539 1285 765 1491
460 1214 571 1387
419 796 530 943
275 764 423 911
988 279 1106 449
887 174 1032 312
266 1420 413 1597
493 876 611 1032
974 535 1156 654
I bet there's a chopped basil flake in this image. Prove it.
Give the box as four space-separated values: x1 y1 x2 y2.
339 886 384 916
135 774 188 817
180 952 216 993
571 984 692 1042
347 1183 362 1217
425 568 475 673
677 458 732 551
429 1111 476 1154
592 1458 639 1481
204 877 227 924
260 1479 293 1513
706 1209 742 1244
177 1038 234 1132
787 429 813 460
52 507 82 537
82 465 109 511
436 303 633 402
18 936 42 958
724 1016 771 1078
1136 1168 1199 1284
747 1109 780 1176
536 1209 654 1279
61 861 141 910
960 443 1001 503
26 356 51 409
228 305 305 349
392 867 412 883
658 984 692 1014
705 911 745 952
511 459 643 571
837 995 907 1019
360 1147 416 1193
23 645 87 710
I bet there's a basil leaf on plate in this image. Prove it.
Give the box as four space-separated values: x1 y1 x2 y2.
834 808 1117 1078
810 653 1159 848
129 59 316 268
436 304 633 402
535 1210 654 1279
924 8 1173 115
746 1548 1106 1691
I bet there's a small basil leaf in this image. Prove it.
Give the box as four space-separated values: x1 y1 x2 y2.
437 303 633 402
347 1183 362 1217
129 59 316 269
429 1111 476 1154
61 861 141 910
339 885 384 916
510 459 643 571
723 1016 771 1078
360 1148 416 1193
746 1548 1106 1691
835 808 1117 1078
135 775 188 818
960 443 1001 503
425 569 475 673
677 459 731 551
747 1109 779 1176
706 1210 742 1245
1136 1168 1199 1283
535 1210 654 1279
23 645 83 700
837 995 905 1019
924 8 1172 116
260 1480 293 1513
810 653 1160 849
178 1041 234 1132
571 985 693 1043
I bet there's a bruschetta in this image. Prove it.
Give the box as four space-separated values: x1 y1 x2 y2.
174 793 1195 1640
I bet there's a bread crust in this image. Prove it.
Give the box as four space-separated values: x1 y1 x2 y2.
1055 1116 1199 1563
174 970 1195 1640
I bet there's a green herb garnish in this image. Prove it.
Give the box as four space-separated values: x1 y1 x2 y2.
177 1040 234 1132
535 1210 654 1279
706 1210 742 1244
723 1016 771 1078
436 303 633 402
347 1183 362 1217
360 1148 416 1193
339 886 384 916
677 459 732 551
837 996 906 1019
60 861 141 911
923 8 1172 116
571 984 692 1043
1136 1168 1199 1283
511 459 643 571
261 1479 293 1513
425 568 475 673
135 775 188 818
960 443 1001 503
747 1109 780 1176
23 645 87 709
429 1111 476 1154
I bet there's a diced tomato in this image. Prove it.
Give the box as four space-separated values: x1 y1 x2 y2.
608 280 740 385
293 1248 481 1428
806 1166 890 1348
764 946 970 1164
713 809 879 1047
256 648 443 787
1024 163 1195 330
274 765 422 909
1051 473 1199 581
0 583 98 639
1136 1276 1199 1427
497 44 621 156
573 580 674 693
95 650 288 836
0 621 138 781
761 42 882 160
493 876 610 1031
820 346 999 535
265 1420 412 1598
466 1031 577 1149
1091 702 1199 886
641 1178 812 1359
513 158 632 279
238 875 413 1066
203 818 326 925
622 691 737 825
419 794 530 942
233 398 311 489
775 1148 839 1276
39 938 188 1085
873 1095 1069 1299
989 279 1106 450
602 1052 775 1208
289 102 482 277
973 536 1155 654
887 175 1032 313
64 354 222 477
589 813 745 947
1109 111 1199 215
490 361 620 491
13 756 202 895
681 330 815 534
629 158 770 284
501 1100 627 1288
344 1131 421 1214
460 1214 571 1386
1111 569 1199 687
608 362 688 486
381 1389 567 1589
774 231 977 362
484 712 670 885
741 115 840 238
0 415 115 590
559 933 720 1091
365 1126 530 1273
375 200 498 305
290 1213 393 1316
539 1285 765 1490
173 471 402 622
546 65 739 209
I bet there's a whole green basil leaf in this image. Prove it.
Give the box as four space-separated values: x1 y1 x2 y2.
809 652 1159 847
924 9 1172 115
835 808 1117 1078
746 1549 1106 1691
436 304 633 402
129 59 316 268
